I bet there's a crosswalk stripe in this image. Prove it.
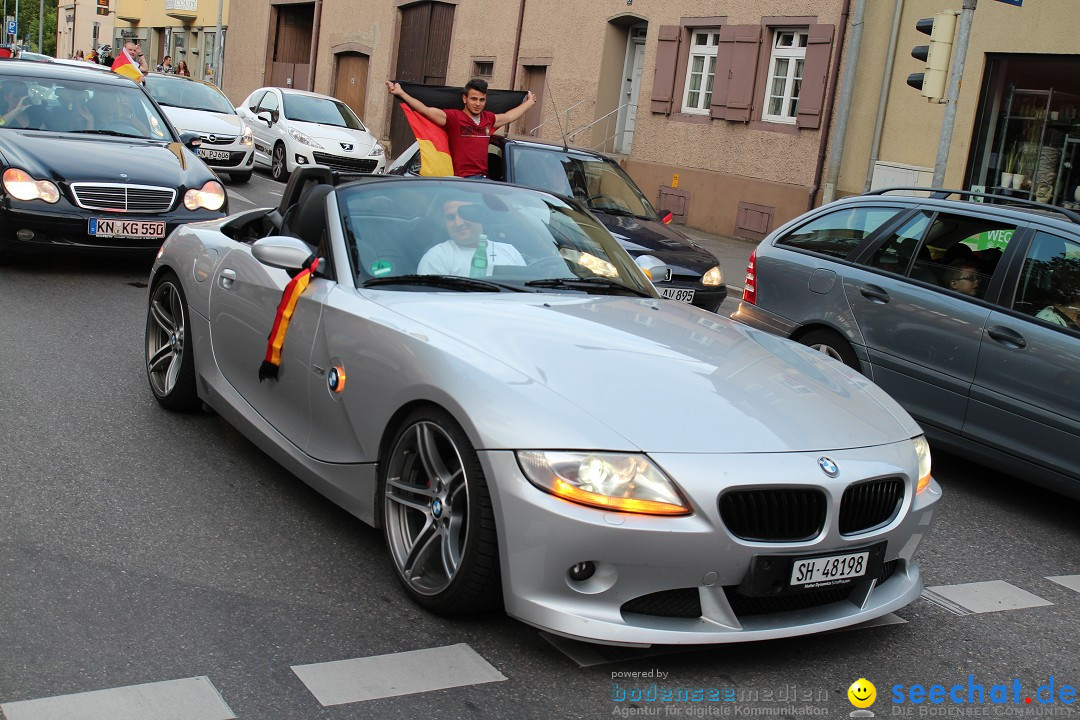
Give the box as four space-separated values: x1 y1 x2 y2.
1046 575 1080 593
923 581 1053 615
0 676 235 720
291 643 506 706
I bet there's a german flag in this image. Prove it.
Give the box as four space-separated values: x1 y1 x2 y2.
258 256 320 381
110 49 143 82
399 104 454 177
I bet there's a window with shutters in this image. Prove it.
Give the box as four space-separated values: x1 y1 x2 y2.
762 29 808 124
680 29 720 114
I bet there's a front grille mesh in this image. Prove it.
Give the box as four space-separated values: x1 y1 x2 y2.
719 488 826 542
199 133 237 145
70 184 176 213
724 585 853 616
311 152 378 173
839 478 904 535
621 589 702 619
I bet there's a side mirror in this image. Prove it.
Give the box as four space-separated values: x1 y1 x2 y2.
179 131 202 151
658 209 674 225
635 254 671 283
257 110 274 127
252 236 315 271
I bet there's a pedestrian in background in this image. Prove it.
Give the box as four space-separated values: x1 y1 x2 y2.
176 60 190 77
156 56 173 73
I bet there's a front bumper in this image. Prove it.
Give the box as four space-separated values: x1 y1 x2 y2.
292 145 387 175
481 443 940 646
197 144 255 174
656 279 727 313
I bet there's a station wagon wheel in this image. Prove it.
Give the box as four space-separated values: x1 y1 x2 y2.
381 408 500 614
145 271 200 410
798 328 860 371
271 142 289 182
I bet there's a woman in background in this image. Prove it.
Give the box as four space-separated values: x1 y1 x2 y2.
175 60 190 77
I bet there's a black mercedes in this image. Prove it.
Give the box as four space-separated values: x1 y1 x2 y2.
0 60 227 258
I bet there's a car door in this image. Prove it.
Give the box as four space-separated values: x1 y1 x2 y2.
208 244 330 451
967 228 1080 480
253 90 282 165
842 208 1023 434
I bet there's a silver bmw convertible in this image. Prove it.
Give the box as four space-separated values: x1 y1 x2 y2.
144 169 941 646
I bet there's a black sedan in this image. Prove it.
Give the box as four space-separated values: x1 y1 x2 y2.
0 61 227 258
387 135 727 312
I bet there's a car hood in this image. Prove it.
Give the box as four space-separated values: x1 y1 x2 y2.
595 211 719 275
0 130 211 187
290 120 377 151
375 293 916 454
161 106 243 136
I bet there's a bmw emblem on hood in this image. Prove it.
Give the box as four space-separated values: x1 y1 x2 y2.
818 457 839 478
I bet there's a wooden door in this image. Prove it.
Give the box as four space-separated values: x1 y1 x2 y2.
516 65 546 137
268 3 313 91
389 1 455 156
334 53 370 122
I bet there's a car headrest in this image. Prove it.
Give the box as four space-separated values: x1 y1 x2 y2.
284 184 334 248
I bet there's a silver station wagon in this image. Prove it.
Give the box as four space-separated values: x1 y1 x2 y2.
734 189 1080 498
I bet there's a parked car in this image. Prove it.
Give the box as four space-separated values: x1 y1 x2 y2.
145 72 255 183
388 136 728 312
235 87 385 182
0 61 227 257
734 188 1080 497
144 167 939 646
15 51 52 62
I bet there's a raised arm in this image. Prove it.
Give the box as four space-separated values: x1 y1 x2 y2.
493 91 536 130
386 81 447 127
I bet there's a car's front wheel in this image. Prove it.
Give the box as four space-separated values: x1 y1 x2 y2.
798 328 860 371
380 407 501 615
271 142 289 182
145 271 200 410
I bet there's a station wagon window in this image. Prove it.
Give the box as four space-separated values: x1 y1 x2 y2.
776 206 900 259
1012 230 1080 332
866 211 1017 299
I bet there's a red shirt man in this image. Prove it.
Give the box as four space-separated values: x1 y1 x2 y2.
387 77 535 178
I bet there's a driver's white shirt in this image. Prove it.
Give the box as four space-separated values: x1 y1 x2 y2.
417 236 526 277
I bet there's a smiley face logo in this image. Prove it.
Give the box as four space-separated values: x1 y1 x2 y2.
848 679 877 709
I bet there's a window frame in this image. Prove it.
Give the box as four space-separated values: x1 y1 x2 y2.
679 27 721 115
761 28 808 125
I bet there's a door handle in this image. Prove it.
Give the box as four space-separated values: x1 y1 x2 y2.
987 325 1027 349
220 268 236 289
858 284 890 303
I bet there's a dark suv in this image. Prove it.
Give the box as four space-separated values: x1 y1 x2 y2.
734 188 1080 497
387 136 727 313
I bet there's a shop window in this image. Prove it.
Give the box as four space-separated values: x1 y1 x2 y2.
680 29 719 115
762 29 807 124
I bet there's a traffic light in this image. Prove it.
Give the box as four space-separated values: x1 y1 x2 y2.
907 12 957 103
96 0 109 16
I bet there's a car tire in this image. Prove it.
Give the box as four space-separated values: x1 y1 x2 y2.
145 271 200 411
230 171 252 184
271 142 289 182
798 328 860 371
380 406 501 615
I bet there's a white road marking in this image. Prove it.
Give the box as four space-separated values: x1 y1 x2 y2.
0 676 235 720
227 190 252 205
1046 575 1080 593
923 581 1053 615
291 643 505 706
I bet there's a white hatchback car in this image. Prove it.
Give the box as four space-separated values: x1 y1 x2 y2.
145 73 255 183
236 87 386 182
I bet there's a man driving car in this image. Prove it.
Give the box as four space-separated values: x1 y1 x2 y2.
417 196 526 277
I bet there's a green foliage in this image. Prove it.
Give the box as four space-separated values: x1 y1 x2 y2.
10 0 56 54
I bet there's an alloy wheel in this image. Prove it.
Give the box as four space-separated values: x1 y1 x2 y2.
272 144 286 180
809 342 845 363
145 280 186 398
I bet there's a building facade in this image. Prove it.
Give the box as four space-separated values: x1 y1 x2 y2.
110 0 230 82
56 0 115 59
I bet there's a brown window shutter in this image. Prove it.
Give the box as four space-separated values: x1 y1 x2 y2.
796 23 835 129
709 26 736 119
650 25 682 114
720 25 762 123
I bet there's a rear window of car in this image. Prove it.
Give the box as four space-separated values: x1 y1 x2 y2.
776 206 902 259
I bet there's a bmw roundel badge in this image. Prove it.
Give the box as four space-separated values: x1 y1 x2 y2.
328 365 347 394
818 456 839 478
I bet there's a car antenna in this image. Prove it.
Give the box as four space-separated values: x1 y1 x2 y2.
545 83 570 152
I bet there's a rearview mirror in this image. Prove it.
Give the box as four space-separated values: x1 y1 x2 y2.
252 236 315 271
179 131 202 151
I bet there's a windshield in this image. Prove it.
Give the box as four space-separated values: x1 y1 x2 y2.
509 146 657 220
145 75 235 114
339 179 657 297
283 94 365 130
0 75 171 139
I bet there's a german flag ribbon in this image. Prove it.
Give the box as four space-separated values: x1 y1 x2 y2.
258 256 320 382
110 49 144 82
400 103 454 177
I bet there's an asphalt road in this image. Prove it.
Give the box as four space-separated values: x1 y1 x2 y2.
0 170 1077 719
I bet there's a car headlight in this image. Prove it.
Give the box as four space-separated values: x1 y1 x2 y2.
517 451 690 516
287 125 322 148
184 180 226 211
2 168 60 203
702 266 724 286
370 143 385 157
912 435 932 495
241 123 253 147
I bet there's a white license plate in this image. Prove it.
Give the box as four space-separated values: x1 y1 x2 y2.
88 218 166 240
198 148 231 161
660 287 695 303
790 551 869 587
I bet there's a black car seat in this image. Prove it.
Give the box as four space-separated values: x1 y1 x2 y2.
282 183 333 250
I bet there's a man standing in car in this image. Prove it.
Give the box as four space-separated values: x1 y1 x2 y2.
386 78 535 178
